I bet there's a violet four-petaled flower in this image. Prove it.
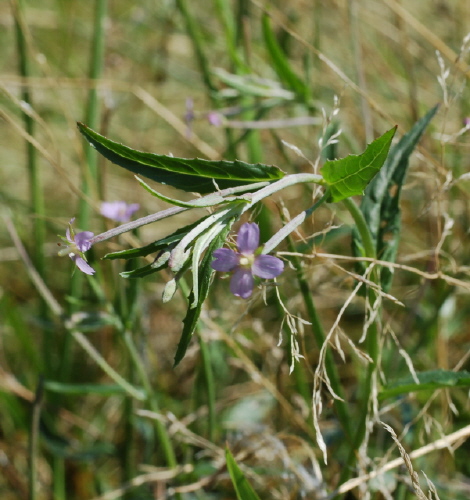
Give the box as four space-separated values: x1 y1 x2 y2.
58 218 95 275
211 223 284 299
100 201 140 222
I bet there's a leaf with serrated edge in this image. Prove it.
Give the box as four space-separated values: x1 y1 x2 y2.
321 127 397 202
77 122 284 194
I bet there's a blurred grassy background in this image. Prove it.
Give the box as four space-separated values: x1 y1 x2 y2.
1 0 470 499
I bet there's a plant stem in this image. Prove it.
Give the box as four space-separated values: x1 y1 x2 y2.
286 235 353 442
14 0 45 276
66 0 108 380
337 197 380 490
121 330 177 468
179 277 217 442
28 379 44 500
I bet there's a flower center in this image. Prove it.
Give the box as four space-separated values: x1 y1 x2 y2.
58 242 78 257
239 255 254 268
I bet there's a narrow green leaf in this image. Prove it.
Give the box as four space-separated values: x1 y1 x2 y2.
44 382 138 396
104 216 212 260
225 447 261 500
321 126 397 203
353 106 438 290
135 175 230 208
77 122 284 194
173 224 233 366
379 369 470 400
261 14 309 102
119 257 169 279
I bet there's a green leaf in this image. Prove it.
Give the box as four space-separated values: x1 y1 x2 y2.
135 175 230 208
225 447 261 500
353 106 438 290
44 382 138 396
174 223 233 366
321 126 397 203
380 369 470 400
77 122 284 194
104 216 212 260
261 14 309 102
119 256 169 279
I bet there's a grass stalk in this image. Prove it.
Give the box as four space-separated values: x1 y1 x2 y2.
338 197 380 489
66 0 108 380
175 0 217 94
179 277 217 442
121 330 177 468
13 0 45 276
286 236 353 442
28 379 44 500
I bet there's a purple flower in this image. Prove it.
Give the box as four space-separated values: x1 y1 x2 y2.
211 223 284 299
58 218 95 275
207 111 223 127
100 201 140 222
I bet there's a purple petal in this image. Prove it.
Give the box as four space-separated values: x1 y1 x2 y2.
237 223 259 255
100 201 140 222
74 231 94 252
252 255 284 279
230 268 254 299
211 248 239 271
65 218 75 243
71 255 95 275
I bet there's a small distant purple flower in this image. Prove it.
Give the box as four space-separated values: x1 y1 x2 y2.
58 218 95 275
211 223 284 299
100 201 140 222
207 111 223 127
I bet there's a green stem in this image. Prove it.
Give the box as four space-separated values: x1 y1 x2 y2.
28 379 44 500
286 235 353 442
179 278 216 442
14 0 50 376
14 0 45 276
121 330 177 468
176 0 217 94
342 197 376 260
337 197 380 490
66 0 108 380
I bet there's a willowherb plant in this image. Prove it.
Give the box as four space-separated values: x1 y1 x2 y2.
52 105 467 494
64 121 396 367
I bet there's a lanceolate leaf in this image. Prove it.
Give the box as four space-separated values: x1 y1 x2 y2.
379 369 470 400
261 14 309 102
174 224 233 367
77 123 284 194
104 216 212 260
321 127 397 203
225 447 262 500
353 106 438 290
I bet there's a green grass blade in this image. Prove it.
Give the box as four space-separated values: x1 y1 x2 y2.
353 106 438 289
380 369 470 400
225 447 261 500
261 14 309 102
